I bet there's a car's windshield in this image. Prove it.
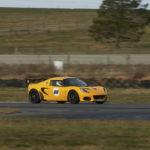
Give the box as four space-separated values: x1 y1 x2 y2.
63 78 87 87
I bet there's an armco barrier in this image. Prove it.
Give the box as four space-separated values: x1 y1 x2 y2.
0 54 150 64
0 78 149 88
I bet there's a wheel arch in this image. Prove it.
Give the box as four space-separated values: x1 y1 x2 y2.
29 88 38 95
29 89 44 100
28 88 41 104
67 89 80 102
67 89 77 97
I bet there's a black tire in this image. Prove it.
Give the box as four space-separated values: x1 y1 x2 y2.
29 89 41 104
57 101 66 104
68 90 80 104
96 101 105 104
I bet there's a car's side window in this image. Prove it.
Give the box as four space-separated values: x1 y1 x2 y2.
50 80 63 87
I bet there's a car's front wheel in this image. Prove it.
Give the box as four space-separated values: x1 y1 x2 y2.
68 90 80 104
29 90 41 104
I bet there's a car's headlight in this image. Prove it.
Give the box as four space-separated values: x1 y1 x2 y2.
80 88 89 93
104 88 107 93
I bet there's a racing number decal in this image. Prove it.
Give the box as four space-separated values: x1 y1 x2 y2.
53 88 59 96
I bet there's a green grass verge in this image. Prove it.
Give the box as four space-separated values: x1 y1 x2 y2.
0 87 150 104
0 8 150 54
0 118 150 150
109 88 150 104
0 109 20 115
0 87 28 102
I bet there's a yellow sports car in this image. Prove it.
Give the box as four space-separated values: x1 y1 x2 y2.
28 77 107 104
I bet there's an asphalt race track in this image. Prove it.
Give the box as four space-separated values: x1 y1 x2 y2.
0 102 150 120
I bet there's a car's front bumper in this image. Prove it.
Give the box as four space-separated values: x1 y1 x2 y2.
80 93 107 102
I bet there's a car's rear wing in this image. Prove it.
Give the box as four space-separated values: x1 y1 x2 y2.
26 78 46 85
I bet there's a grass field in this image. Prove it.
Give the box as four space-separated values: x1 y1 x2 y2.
0 87 150 104
0 64 150 80
0 118 149 150
0 87 27 102
0 86 149 150
0 109 20 115
0 8 150 54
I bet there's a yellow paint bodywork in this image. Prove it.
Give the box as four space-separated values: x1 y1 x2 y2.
28 77 107 103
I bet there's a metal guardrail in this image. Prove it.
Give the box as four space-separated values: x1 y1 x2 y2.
0 54 150 65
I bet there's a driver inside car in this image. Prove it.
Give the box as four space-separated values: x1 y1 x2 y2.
56 80 63 87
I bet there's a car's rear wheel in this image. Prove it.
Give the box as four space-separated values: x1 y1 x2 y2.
57 101 66 104
68 90 80 104
29 90 41 104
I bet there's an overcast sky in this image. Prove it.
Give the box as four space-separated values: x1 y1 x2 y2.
0 0 149 9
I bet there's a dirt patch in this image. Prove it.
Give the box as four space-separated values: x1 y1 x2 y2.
0 64 150 80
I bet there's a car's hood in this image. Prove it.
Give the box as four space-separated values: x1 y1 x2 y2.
80 86 105 94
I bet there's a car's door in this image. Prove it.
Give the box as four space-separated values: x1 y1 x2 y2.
46 80 66 101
